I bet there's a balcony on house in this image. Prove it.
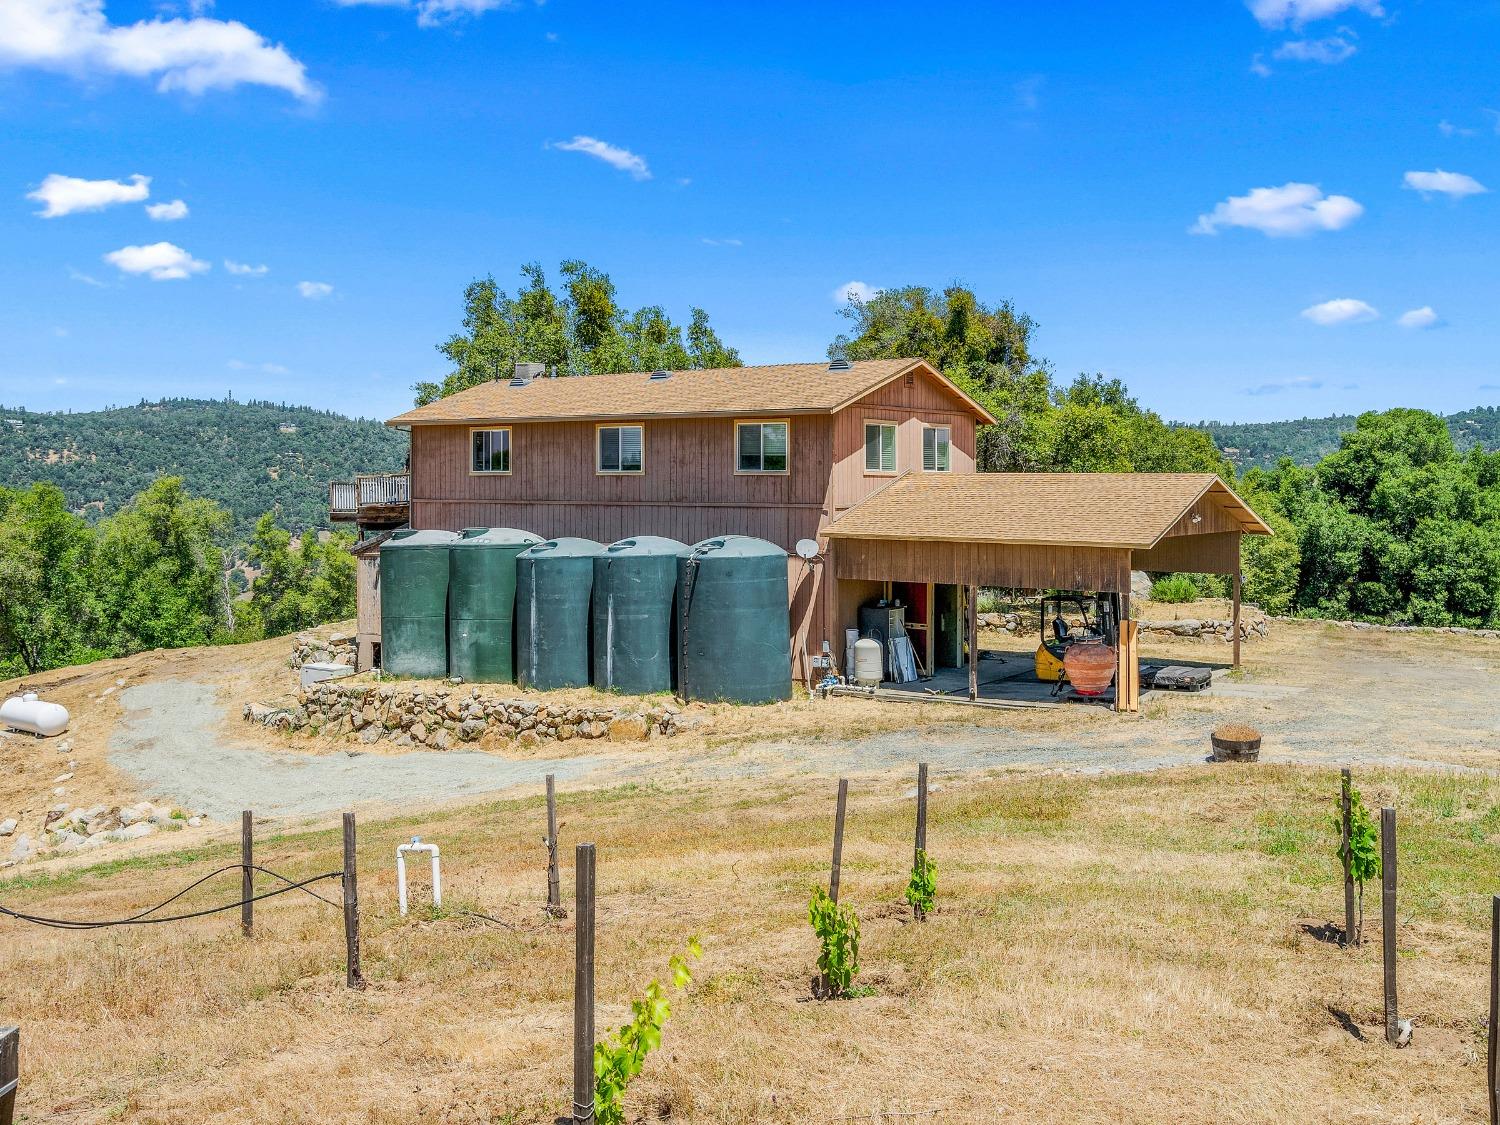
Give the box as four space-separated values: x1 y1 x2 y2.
329 472 410 533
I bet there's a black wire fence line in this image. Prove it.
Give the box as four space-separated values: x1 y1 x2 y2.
0 864 342 931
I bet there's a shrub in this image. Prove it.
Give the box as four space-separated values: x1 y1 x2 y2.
593 938 702 1125
808 887 860 998
1150 573 1199 603
905 848 937 919
1331 786 1380 945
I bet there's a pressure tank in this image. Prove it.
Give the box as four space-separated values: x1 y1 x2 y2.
0 692 70 736
852 638 884 687
676 535 792 705
379 529 459 678
448 527 543 683
592 536 687 695
516 538 603 691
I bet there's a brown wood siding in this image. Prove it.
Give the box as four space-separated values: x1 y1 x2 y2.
1132 531 1242 575
1159 494 1245 540
833 537 1132 593
827 379 978 517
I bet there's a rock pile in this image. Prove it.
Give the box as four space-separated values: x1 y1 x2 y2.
290 631 357 669
1270 616 1500 639
1 802 203 866
976 612 1026 633
243 681 694 748
1137 616 1269 642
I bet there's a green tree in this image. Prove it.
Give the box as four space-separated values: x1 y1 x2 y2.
93 477 232 653
247 513 357 638
0 483 102 675
415 260 741 404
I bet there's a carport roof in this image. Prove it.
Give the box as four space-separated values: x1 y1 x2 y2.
823 472 1272 550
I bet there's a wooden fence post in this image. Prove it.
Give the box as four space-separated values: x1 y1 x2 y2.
546 774 562 917
1340 770 1356 947
573 843 596 1124
913 763 929 922
342 812 365 991
1381 806 1398 1044
0 1026 17 1125
1489 895 1499 1125
241 810 254 938
829 778 849 904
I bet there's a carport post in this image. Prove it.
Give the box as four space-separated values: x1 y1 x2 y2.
966 585 979 701
0 1026 17 1125
1232 569 1243 669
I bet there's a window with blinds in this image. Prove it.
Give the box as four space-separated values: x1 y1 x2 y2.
923 425 951 472
736 421 789 473
864 422 897 473
471 427 511 473
597 424 644 473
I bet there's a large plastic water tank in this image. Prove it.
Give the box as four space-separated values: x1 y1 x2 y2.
592 536 686 695
516 538 603 691
448 527 542 683
676 535 792 704
379 529 459 678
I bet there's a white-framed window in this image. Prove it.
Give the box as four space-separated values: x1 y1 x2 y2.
864 421 897 473
923 425 951 472
470 427 511 474
736 420 789 474
597 424 644 474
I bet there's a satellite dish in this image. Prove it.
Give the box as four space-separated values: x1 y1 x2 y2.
795 539 820 561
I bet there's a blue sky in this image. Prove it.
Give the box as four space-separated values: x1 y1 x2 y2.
2 0 1497 425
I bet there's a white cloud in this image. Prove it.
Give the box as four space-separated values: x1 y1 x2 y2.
297 280 334 299
224 259 268 276
834 281 879 305
228 358 289 374
701 237 743 247
103 241 209 280
145 198 188 221
1438 120 1477 138
331 0 514 28
0 0 316 100
1249 54 1273 77
1246 0 1382 28
1191 182 1363 237
1273 35 1356 64
1301 298 1378 326
1397 306 1441 330
28 172 150 217
1403 169 1489 199
548 136 651 180
1246 375 1324 396
67 266 105 286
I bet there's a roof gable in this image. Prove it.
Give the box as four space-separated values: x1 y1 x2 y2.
386 359 994 427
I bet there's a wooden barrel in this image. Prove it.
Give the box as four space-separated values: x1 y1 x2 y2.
1210 731 1262 762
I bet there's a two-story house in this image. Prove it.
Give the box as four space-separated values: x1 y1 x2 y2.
385 358 1269 708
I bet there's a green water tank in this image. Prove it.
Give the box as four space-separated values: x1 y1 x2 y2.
380 529 460 678
516 537 603 691
592 536 687 695
448 527 543 683
677 535 792 705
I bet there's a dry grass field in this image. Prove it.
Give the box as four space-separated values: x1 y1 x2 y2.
4 761 1499 1124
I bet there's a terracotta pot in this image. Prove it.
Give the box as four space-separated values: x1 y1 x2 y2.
1063 640 1116 696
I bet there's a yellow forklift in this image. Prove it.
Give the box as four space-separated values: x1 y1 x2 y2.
1033 592 1121 684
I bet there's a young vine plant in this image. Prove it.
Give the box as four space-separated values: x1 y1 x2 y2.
808 887 860 998
905 847 937 920
593 937 703 1125
1331 784 1380 944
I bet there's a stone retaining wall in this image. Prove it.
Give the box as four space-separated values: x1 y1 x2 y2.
243 681 693 749
290 631 356 669
979 611 1269 642
1269 615 1500 639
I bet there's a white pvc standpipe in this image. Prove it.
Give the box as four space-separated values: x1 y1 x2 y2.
396 837 442 916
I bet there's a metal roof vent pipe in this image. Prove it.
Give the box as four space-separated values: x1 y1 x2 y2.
510 361 546 387
649 369 672 381
828 357 852 372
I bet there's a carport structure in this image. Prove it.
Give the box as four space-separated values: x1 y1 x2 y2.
821 472 1273 712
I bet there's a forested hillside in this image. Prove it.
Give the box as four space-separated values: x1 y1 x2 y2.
1191 406 1500 471
0 398 406 537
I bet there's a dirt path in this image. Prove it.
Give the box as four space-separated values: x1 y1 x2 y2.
108 680 604 820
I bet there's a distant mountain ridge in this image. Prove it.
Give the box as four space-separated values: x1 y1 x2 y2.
0 398 406 538
1186 405 1500 472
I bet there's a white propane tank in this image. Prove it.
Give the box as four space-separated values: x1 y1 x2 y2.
0 692 70 737
852 637 884 687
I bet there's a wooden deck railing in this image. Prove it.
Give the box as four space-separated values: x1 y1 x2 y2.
329 480 358 516
356 473 410 506
329 474 409 522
